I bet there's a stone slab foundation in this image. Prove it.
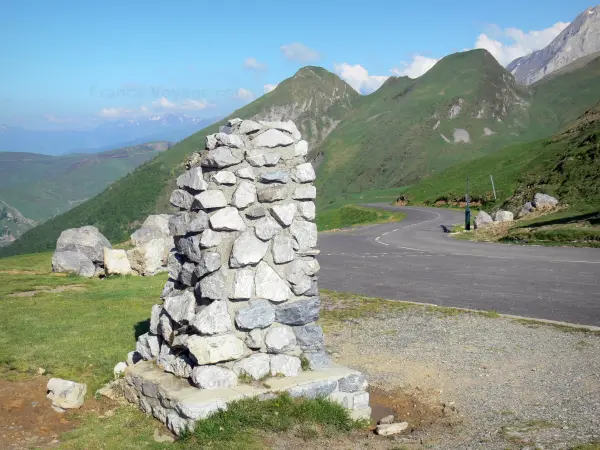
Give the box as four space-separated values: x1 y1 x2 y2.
124 361 371 435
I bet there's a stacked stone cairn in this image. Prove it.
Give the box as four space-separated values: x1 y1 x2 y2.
134 118 330 389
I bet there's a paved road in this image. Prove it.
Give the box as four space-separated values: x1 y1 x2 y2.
318 205 600 326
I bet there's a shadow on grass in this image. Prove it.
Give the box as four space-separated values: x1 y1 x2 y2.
134 319 150 339
520 211 600 229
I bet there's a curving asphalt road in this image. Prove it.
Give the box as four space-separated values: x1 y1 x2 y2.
318 205 600 326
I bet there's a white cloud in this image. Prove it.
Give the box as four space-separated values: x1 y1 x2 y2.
152 96 176 108
390 55 439 78
333 63 388 94
98 97 211 119
152 96 210 111
280 43 320 62
475 21 569 65
98 107 137 118
235 88 254 101
244 57 267 71
264 84 278 93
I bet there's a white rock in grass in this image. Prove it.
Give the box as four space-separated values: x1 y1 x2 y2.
46 378 87 411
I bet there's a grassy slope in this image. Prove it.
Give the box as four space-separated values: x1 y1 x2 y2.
315 50 533 206
0 252 364 449
405 101 600 213
0 68 358 257
316 52 600 208
0 142 170 222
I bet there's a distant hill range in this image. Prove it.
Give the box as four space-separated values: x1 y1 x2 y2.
507 5 600 85
0 141 171 247
3 6 600 257
0 113 219 155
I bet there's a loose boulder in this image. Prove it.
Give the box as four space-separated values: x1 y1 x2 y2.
473 211 493 229
53 226 111 276
104 248 132 275
51 251 96 278
532 193 559 211
493 210 514 222
46 378 87 412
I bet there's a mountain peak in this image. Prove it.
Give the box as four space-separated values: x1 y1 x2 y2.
507 5 600 85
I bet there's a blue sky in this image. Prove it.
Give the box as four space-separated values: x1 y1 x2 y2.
0 0 594 129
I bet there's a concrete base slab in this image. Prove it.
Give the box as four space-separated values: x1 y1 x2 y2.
124 361 370 435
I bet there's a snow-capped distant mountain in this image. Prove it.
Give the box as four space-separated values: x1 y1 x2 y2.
0 113 222 155
507 5 600 85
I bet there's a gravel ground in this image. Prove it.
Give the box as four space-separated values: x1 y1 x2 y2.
325 305 600 449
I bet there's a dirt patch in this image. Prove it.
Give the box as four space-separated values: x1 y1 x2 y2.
8 285 86 298
0 376 115 449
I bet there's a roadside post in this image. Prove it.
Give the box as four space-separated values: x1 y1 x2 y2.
465 175 471 230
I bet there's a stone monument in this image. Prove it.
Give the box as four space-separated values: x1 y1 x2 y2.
122 118 370 434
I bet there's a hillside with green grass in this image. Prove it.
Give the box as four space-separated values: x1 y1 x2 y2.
0 67 359 257
314 51 600 208
404 101 600 213
3 51 600 258
0 142 171 246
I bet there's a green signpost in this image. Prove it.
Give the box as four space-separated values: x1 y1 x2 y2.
465 175 471 231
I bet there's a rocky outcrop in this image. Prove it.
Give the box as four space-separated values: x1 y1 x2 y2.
517 193 559 218
507 6 600 85
52 226 111 276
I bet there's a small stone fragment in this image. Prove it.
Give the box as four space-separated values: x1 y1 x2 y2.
196 270 225 300
191 366 238 389
195 190 228 209
230 269 254 300
251 128 294 148
168 211 209 236
275 297 320 325
230 231 270 268
294 163 316 183
163 290 196 324
170 189 195 210
294 140 308 156
254 216 281 241
260 171 290 183
236 167 255 180
379 415 395 425
200 230 222 248
194 251 222 278
177 167 208 192
375 422 409 436
210 207 246 231
293 185 316 200
265 326 297 353
201 147 243 168
245 329 264 349
192 300 232 335
290 220 317 251
245 206 266 219
232 353 270 380
271 204 297 227
272 233 296 264
258 185 288 203
232 180 257 209
164 355 193 378
186 334 245 365
235 299 275 330
255 261 292 303
270 354 301 377
113 362 127 378
211 171 237 185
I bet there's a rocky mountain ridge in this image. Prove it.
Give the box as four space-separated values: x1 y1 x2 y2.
507 5 600 85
